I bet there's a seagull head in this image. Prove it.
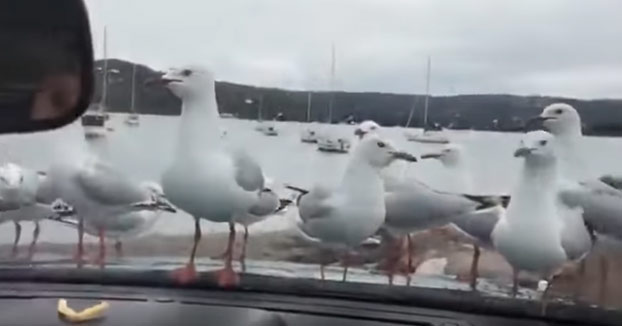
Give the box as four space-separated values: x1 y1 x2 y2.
153 65 215 100
141 181 177 213
354 134 417 168
531 103 582 136
354 120 380 139
0 163 24 189
420 143 464 167
514 130 556 164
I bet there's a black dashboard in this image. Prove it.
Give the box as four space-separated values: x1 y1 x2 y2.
0 267 617 326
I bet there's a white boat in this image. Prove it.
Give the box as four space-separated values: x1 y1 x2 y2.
405 56 449 145
125 113 139 126
124 63 140 126
255 121 278 136
315 45 350 153
262 124 279 136
317 134 351 153
405 130 450 144
300 128 318 143
82 106 107 138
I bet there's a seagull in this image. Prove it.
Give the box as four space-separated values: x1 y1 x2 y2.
381 175 501 284
420 143 474 193
38 156 176 267
531 102 622 302
0 162 74 259
288 134 417 281
354 120 381 139
350 120 502 284
232 187 281 272
48 181 169 258
491 131 591 304
157 65 280 286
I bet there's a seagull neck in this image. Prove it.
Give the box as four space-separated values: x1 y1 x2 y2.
508 159 559 224
522 158 558 184
177 95 221 155
341 161 383 192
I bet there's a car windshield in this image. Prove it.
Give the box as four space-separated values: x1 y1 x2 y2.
2 0 622 317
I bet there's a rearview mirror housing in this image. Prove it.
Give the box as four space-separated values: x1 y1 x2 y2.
0 0 94 134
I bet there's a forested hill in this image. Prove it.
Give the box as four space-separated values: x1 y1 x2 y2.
93 59 622 136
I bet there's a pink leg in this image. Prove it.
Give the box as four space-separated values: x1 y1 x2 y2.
94 228 106 268
172 217 201 284
26 221 41 260
406 234 414 286
11 221 21 259
114 240 123 259
240 226 249 272
341 252 350 282
216 222 239 288
73 218 85 268
320 263 326 281
386 236 402 285
469 245 481 290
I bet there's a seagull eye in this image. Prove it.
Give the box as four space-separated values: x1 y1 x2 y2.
181 69 193 77
554 109 563 114
377 141 385 148
539 140 548 146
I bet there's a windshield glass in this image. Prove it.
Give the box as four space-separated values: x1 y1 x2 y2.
3 0 622 315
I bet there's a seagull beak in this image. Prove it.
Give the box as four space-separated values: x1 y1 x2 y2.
525 115 553 131
513 147 534 157
144 75 182 87
420 152 442 160
354 128 366 139
157 197 177 213
390 151 418 162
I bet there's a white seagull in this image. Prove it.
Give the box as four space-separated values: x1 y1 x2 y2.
38 156 176 267
158 65 280 286
491 131 591 301
351 120 502 284
48 181 169 259
532 102 622 302
0 162 73 259
289 134 418 281
420 143 474 193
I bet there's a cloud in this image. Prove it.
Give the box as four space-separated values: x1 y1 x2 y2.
85 0 622 98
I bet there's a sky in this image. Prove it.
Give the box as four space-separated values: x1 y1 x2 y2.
84 0 622 99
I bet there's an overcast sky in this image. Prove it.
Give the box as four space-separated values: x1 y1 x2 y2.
84 0 622 99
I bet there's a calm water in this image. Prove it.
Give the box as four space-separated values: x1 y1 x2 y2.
2 113 622 244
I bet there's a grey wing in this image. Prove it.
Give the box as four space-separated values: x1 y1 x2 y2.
559 180 622 240
298 185 334 222
232 150 264 192
77 161 148 206
248 190 279 216
452 206 502 247
0 198 20 211
384 181 480 231
559 203 592 261
599 174 622 190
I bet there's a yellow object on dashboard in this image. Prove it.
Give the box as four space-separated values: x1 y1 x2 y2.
57 298 109 323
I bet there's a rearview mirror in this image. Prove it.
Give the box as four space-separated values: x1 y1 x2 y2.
0 0 94 134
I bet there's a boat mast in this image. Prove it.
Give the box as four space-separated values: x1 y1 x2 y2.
327 44 336 124
100 26 108 113
405 96 416 128
306 92 312 122
258 94 264 121
130 63 137 114
422 56 431 130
